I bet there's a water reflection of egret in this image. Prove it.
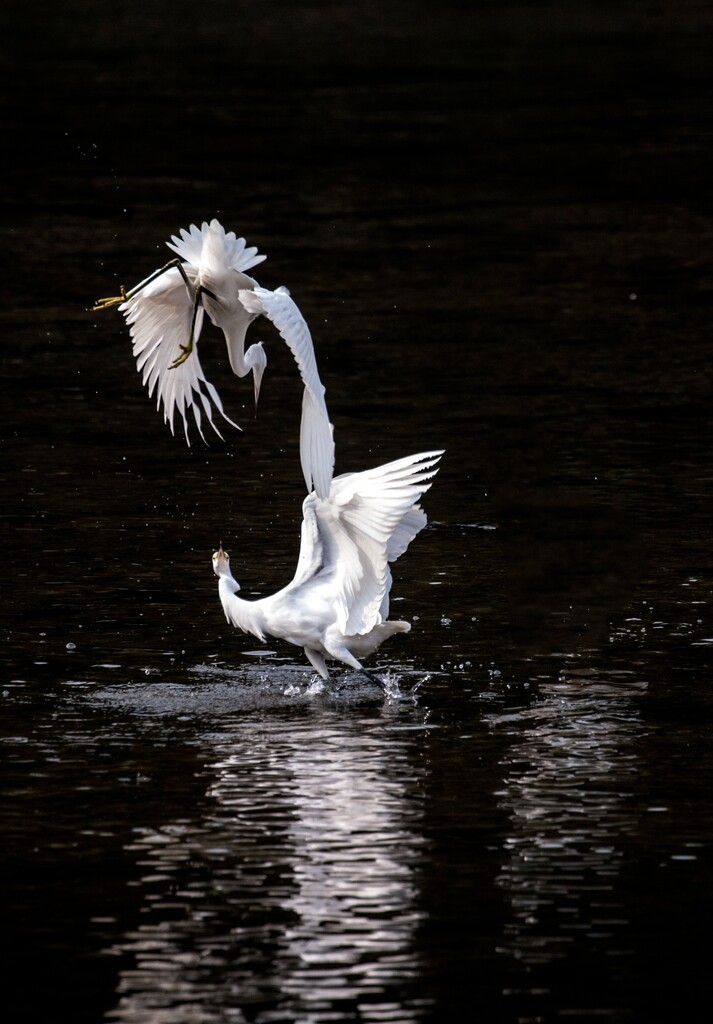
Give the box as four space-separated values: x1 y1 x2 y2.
214 722 427 1016
104 713 429 1023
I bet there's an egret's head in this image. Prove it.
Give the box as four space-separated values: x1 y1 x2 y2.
212 543 232 578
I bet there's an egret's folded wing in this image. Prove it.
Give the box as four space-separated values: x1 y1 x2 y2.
326 450 444 635
121 266 240 444
239 285 334 498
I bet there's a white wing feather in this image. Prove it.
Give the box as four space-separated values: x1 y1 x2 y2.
120 266 240 444
303 450 444 636
166 220 267 274
289 492 325 589
239 285 335 498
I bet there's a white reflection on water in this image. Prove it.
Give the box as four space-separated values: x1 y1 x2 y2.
486 670 646 1000
105 703 429 1023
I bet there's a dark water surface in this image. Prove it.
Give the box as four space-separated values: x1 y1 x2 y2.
2 2 712 1021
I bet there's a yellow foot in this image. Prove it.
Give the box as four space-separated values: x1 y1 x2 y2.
170 343 193 368
92 287 128 311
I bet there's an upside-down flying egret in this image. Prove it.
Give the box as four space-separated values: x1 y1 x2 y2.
93 220 334 495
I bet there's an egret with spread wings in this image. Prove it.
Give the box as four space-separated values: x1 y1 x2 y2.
212 450 444 687
93 220 334 496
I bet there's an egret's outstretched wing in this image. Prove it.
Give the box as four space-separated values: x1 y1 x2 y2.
121 266 240 444
239 285 334 498
318 450 444 636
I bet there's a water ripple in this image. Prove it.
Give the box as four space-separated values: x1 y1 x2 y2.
486 674 645 1007
105 716 431 1023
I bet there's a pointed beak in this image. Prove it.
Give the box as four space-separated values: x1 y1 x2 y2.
213 542 228 577
253 362 265 416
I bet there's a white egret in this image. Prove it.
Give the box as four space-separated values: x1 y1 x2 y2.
212 449 444 686
92 221 334 494
93 220 265 440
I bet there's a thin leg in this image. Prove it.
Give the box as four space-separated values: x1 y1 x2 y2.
170 284 218 368
322 637 388 693
360 668 387 691
92 258 193 311
304 647 330 680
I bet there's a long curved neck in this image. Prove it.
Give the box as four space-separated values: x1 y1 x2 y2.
222 317 254 378
218 576 266 640
211 272 259 378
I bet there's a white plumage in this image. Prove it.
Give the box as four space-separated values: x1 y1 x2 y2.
213 450 444 683
239 285 334 498
95 219 445 684
93 220 334 496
